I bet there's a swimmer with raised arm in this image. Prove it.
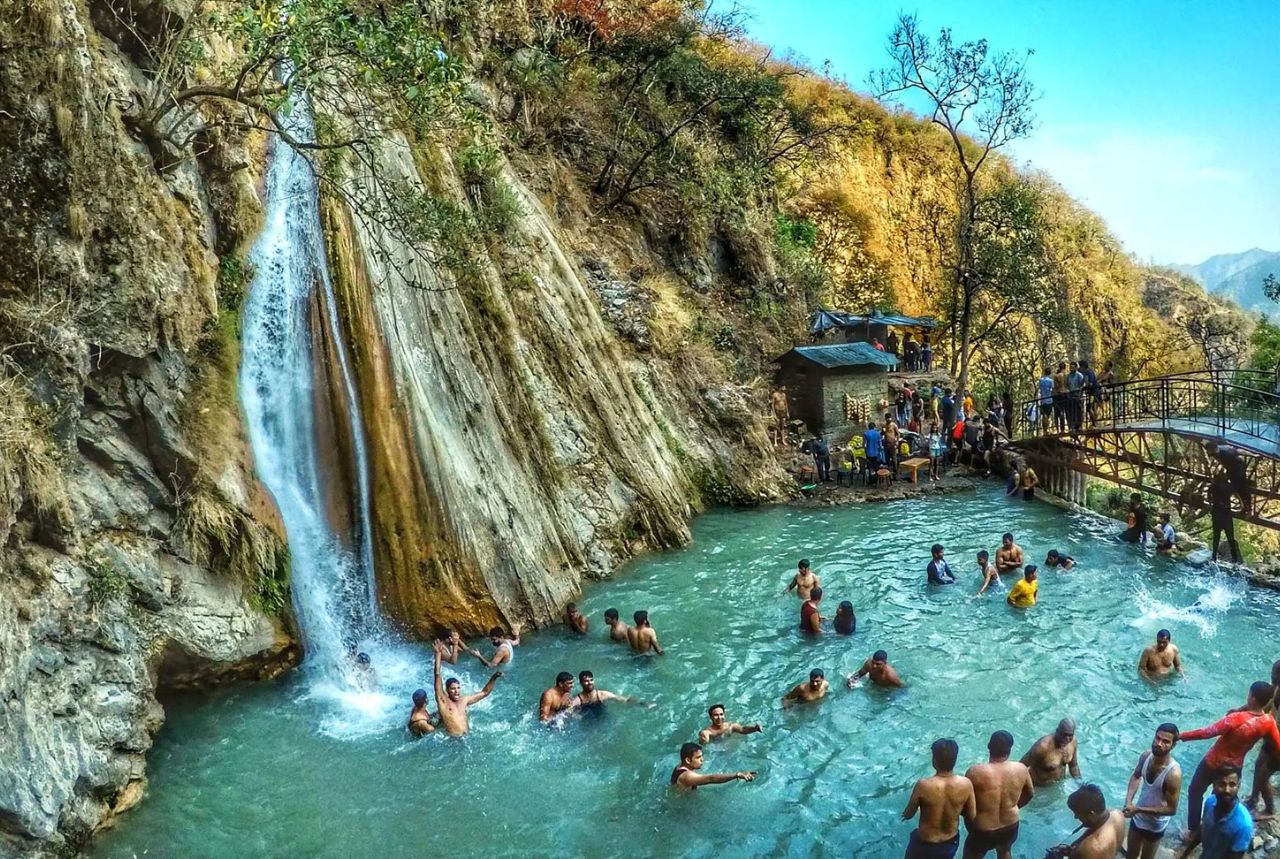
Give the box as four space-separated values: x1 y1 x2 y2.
1138 629 1183 679
433 630 466 664
785 558 821 599
698 704 763 743
974 550 1001 597
847 649 905 688
994 533 1023 576
669 742 755 790
434 646 502 737
469 624 521 668
626 611 663 654
782 669 829 707
603 608 629 643
1021 718 1080 786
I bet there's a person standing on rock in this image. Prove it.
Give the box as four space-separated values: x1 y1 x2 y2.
1246 661 1280 820
627 611 663 655
785 558 821 600
963 730 1034 859
901 738 975 859
771 386 790 447
1121 723 1181 859
603 608 629 643
433 646 502 737
470 624 521 668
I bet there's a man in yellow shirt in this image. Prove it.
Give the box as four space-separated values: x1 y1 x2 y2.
1008 565 1038 608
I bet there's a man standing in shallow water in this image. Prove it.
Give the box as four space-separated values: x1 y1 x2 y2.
626 611 663 654
928 544 957 585
785 558 821 599
1021 718 1081 786
963 730 1034 859
800 586 824 634
670 742 755 790
433 646 502 736
847 650 906 688
1122 723 1181 859
539 671 577 723
782 669 829 707
902 738 975 859
1138 629 1183 679
603 608 629 643
698 704 763 743
994 533 1023 577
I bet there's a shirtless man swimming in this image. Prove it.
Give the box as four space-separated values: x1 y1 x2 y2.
785 558 821 600
1138 629 1183 679
847 649 905 688
1044 784 1124 859
974 550 1001 597
626 611 663 654
564 603 588 635
964 730 1034 859
698 703 763 743
1022 718 1081 786
434 647 502 736
572 670 636 712
407 688 435 737
469 624 521 668
539 671 577 722
782 669 829 707
902 738 975 859
670 742 756 790
603 608 629 643
995 533 1023 576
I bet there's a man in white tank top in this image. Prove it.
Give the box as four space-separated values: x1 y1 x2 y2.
1122 723 1182 858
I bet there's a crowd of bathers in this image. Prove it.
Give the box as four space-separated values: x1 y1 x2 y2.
383 519 1278 859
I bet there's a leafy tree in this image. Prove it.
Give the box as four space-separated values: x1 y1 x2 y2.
1264 272 1280 303
870 14 1037 391
1248 315 1280 373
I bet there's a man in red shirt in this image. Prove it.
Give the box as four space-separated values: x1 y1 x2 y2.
800 587 824 634
1180 681 1280 832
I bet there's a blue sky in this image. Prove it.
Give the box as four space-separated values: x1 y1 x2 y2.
737 0 1280 264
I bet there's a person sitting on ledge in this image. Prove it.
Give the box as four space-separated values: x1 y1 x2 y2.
1044 549 1075 571
670 742 755 791
1155 513 1177 555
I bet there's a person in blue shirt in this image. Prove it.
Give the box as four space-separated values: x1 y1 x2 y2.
1037 367 1054 433
862 422 882 485
927 544 956 585
1179 765 1252 859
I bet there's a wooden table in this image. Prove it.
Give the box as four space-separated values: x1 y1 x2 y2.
898 457 931 484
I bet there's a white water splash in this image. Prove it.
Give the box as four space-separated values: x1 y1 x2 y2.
239 82 388 691
1130 578 1243 637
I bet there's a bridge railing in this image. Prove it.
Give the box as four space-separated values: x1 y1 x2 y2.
1013 369 1280 453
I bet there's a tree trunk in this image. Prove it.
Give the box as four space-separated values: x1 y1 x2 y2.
957 283 974 395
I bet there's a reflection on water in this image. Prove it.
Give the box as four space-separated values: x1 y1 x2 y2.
91 490 1280 858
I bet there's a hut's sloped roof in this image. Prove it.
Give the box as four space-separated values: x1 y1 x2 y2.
774 343 899 369
809 309 939 336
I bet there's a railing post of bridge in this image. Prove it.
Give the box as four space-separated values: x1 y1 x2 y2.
1160 378 1169 430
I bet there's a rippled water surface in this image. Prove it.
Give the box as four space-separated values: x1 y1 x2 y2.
91 489 1280 858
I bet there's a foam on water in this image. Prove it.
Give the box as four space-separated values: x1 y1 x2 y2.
1129 574 1243 636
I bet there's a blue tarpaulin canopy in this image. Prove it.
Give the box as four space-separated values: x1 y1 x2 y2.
809 308 938 337
773 343 899 369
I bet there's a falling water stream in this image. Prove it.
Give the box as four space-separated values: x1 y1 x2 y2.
237 93 386 693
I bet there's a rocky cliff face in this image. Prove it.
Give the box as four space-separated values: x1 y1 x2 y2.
0 1 297 855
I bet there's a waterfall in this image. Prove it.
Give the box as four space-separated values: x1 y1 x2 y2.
239 94 383 686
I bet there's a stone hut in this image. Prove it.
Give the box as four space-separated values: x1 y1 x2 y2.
773 343 897 440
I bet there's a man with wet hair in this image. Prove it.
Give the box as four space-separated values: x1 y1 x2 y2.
433 630 466 664
539 671 577 722
1177 765 1252 859
994 533 1023 576
572 670 635 712
1138 629 1183 678
407 688 434 737
603 608 629 643
902 738 975 859
973 550 1001 597
1051 783 1124 858
1006 566 1038 608
782 669 829 707
928 544 957 585
1044 549 1075 571
698 704 763 744
963 730 1034 859
563 603 588 635
785 558 821 600
1180 680 1280 831
669 742 755 790
1021 718 1081 786
800 586 824 634
469 624 521 668
1122 723 1181 858
433 646 502 736
626 611 663 654
847 650 905 688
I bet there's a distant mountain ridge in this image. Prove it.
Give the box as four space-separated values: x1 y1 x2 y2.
1172 248 1280 313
